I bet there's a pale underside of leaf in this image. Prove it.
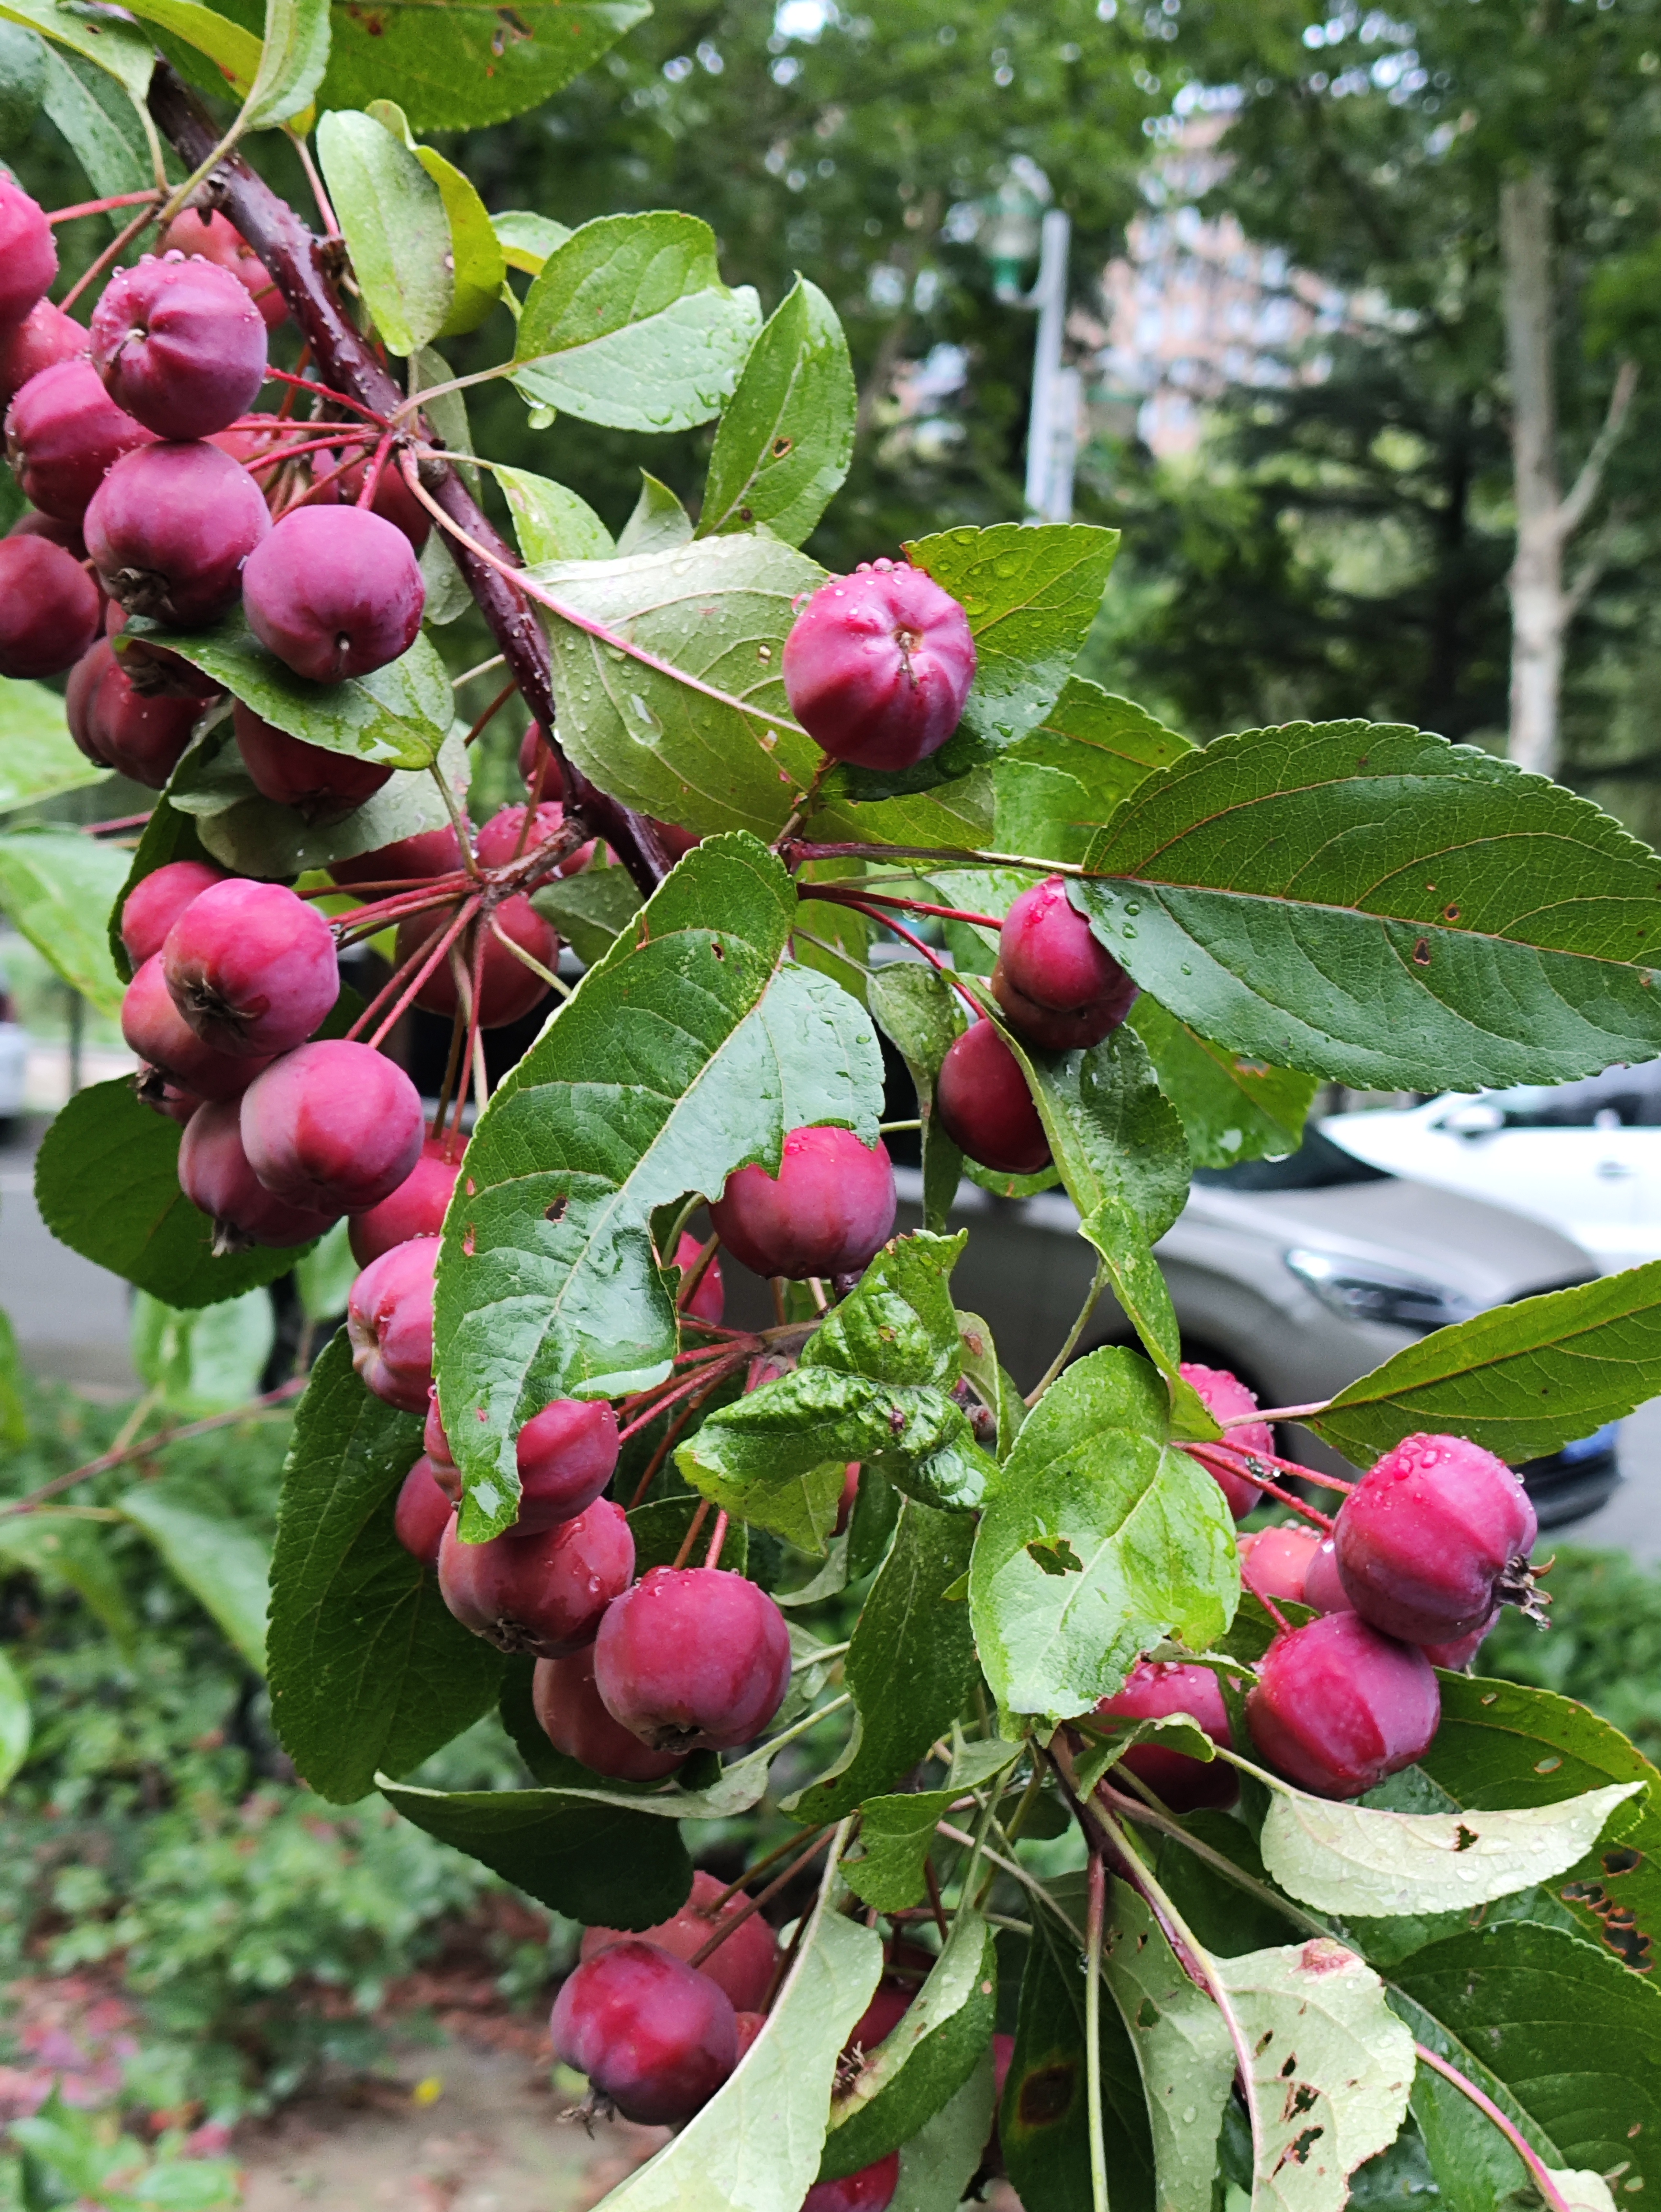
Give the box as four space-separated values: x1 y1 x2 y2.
1103 1882 1236 2212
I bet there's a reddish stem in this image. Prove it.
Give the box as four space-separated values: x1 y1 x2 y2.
48 189 161 225
1185 1442 1334 1531
686 1829 838 1974
804 883 1007 931
361 897 478 1049
671 1497 711 1571
837 899 991 1019
260 363 392 428
1411 2045 1576 2212
81 813 153 836
463 678 520 750
703 1510 730 1571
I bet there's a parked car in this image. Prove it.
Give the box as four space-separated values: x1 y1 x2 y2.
1323 1065 1661 1276
0 988 26 1140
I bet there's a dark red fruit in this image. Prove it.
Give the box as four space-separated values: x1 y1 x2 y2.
120 859 229 968
935 1018 1050 1176
1238 1525 1320 1607
65 639 115 764
783 558 975 771
0 178 55 328
157 209 286 330
122 954 271 1104
0 300 85 412
139 1076 202 1126
5 357 155 523
233 700 393 824
593 1567 792 1754
1181 1362 1271 1520
424 1386 458 1485
177 1096 335 1254
1334 1433 1539 1646
347 1236 438 1412
1246 1612 1440 1799
7 508 84 552
801 2156 901 2212
531 1648 689 1782
105 600 223 701
89 254 266 442
86 656 202 788
710 1126 895 1282
581 1869 778 2013
239 1040 423 1216
163 879 337 1057
332 453 431 552
1303 1538 1349 1616
834 1462 860 1536
0 534 100 678
437 1499 633 1658
86 440 270 627
242 506 425 682
348 1134 463 1267
992 875 1138 1050
395 895 558 1029
673 1231 724 1326
509 1397 620 1533
1422 1616 1497 1671
1097 1659 1238 1812
475 800 594 877
518 723 565 798
394 1456 454 1566
551 1940 737 2125
328 824 464 889
845 1981 913 2060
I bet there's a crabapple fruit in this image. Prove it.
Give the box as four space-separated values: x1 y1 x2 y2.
1422 1615 1497 1671
1246 1612 1440 1799
348 1135 463 1268
0 534 100 678
593 1567 792 1754
0 300 85 413
233 700 392 823
834 1463 860 1536
424 1388 458 1487
157 209 286 330
1238 1525 1321 1607
394 1456 454 1567
86 655 201 788
239 1040 424 1215
475 802 592 875
0 178 55 328
105 601 222 700
437 1499 633 1658
550 1940 736 2125
1333 1432 1538 1645
510 1397 621 1533
5 357 155 522
1181 1362 1271 1519
1096 1659 1238 1813
935 1018 1050 1177
581 1869 778 2013
673 1232 725 1326
347 1236 438 1412
65 640 115 765
518 723 565 798
332 453 431 551
7 508 84 552
177 1097 335 1254
395 895 559 1029
163 878 337 1057
89 254 266 441
531 1647 689 1782
992 876 1138 1051
120 859 229 968
1303 1538 1350 1615
783 559 975 772
801 2157 902 2212
122 955 270 1103
242 506 425 682
328 824 465 888
86 440 270 627
710 1126 896 1281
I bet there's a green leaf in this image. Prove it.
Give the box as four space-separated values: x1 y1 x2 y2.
806 1231 966 1388
0 19 46 144
1131 997 1318 1171
955 1310 1024 1460
1102 1881 1234 2212
513 212 761 432
596 1863 883 2212
531 864 642 967
0 1514 137 1649
616 471 692 557
786 1498 977 1824
41 42 155 208
0 0 154 104
1076 722 1661 1092
993 679 1194 866
969 1347 1237 1724
867 962 966 1234
888 2049 997 2212
1018 1020 1192 1246
536 533 826 840
320 0 648 132
293 1218 357 1324
627 1495 748 1580
0 1648 30 1792
120 1477 270 1671
316 107 451 355
132 1286 276 1413
434 836 883 1537
0 679 105 816
698 276 855 547
35 1079 310 1309
0 1306 25 1449
493 209 572 275
243 0 329 126
842 1789 959 1913
679 1427 850 1550
0 828 128 1015
122 0 260 99
495 465 615 564
1310 1263 1661 1469
363 98 503 338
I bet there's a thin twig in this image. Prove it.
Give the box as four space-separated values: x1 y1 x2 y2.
1085 1849 1110 2212
1026 1259 1107 1406
1 1381 305 1517
686 1829 837 1972
1411 2044 1576 2212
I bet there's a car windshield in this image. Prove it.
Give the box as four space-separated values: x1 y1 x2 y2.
1461 1062 1661 1128
1192 1126 1393 1191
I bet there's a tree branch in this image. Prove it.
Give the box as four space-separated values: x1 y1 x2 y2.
1556 357 1639 543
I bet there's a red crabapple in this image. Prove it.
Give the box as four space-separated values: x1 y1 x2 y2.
177 1097 336 1254
1422 1615 1497 1671
844 1980 913 2061
395 895 558 1029
122 955 271 1103
783 559 975 772
5 357 155 523
106 600 222 701
935 1018 1050 1177
593 1567 792 1754
1096 1659 1238 1812
332 453 432 551
475 802 593 876
120 859 229 968
1180 1363 1271 1519
157 209 287 330
7 508 84 552
437 1499 633 1658
1303 1538 1350 1615
734 2012 765 2061
551 1940 737 2125
207 412 291 467
0 300 85 413
348 1135 463 1268
0 535 100 678
424 1388 458 1491
347 1236 438 1412
1333 1432 1538 1645
89 255 267 441
710 1126 896 1281
86 440 270 626
242 506 425 682
673 1232 725 1326
239 1040 423 1215
86 657 202 788
801 2156 902 2212
581 1869 778 2013
163 878 337 1057
992 876 1139 1051
394 1456 454 1567
1246 1612 1440 1799
531 1648 689 1782
328 824 464 888
65 640 116 765
510 1397 621 1533
0 178 55 328
518 723 565 798
834 1463 860 1536
1238 1525 1321 1607
233 700 392 823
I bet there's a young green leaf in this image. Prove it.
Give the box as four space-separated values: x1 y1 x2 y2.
132 1286 276 1413
316 107 453 354
617 471 693 556
0 1648 30 1792
842 1788 961 1913
320 0 650 133
698 276 856 546
242 0 329 127
39 43 156 208
1131 997 1318 1170
365 99 504 336
531 865 642 967
121 1477 271 1671
495 465 615 564
0 829 128 1014
1101 1880 1235 2212
993 678 1194 865
0 677 107 815
492 209 572 275
0 0 155 105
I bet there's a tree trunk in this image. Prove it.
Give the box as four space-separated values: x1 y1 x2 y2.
1500 166 1564 778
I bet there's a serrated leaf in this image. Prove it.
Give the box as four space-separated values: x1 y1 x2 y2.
434 837 883 1537
531 864 641 967
1131 997 1318 1170
0 0 154 103
617 471 693 556
0 829 128 1014
41 42 155 207
679 1432 849 1550
121 1478 270 1670
698 276 855 547
0 676 106 814
320 0 648 132
496 464 614 564
808 1231 967 1388
0 1649 29 1791
513 212 760 432
0 1514 137 1650
969 1347 1237 1724
1102 1881 1234 2212
122 0 260 99
132 1286 275 1413
244 0 328 126
994 678 1194 864
1018 1019 1192 1244
1075 722 1661 1092
492 209 572 274
842 1789 959 1913
317 107 452 355
867 962 966 1234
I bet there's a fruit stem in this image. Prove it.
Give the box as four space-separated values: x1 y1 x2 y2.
671 1498 711 1569
625 1378 725 1508
1084 1847 1109 2212
686 1828 838 1975
700 1824 840 1923
804 883 1008 932
1026 1260 1109 1407
358 897 480 1049
675 1232 721 1314
1224 1399 1331 1427
488 916 571 999
357 432 396 509
616 1353 749 1444
835 899 992 1020
922 1856 951 1941
261 364 392 430
60 203 161 311
47 189 163 225
0 1378 306 1518
1411 2043 1578 2212
1183 1442 1335 1530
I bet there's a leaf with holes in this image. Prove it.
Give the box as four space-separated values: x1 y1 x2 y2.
1102 1880 1235 2212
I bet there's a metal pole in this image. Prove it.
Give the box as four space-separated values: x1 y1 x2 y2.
1024 209 1077 523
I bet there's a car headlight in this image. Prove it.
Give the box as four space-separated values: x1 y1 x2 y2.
1283 1248 1480 1332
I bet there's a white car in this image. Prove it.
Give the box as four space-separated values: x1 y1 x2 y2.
1324 1062 1661 1276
